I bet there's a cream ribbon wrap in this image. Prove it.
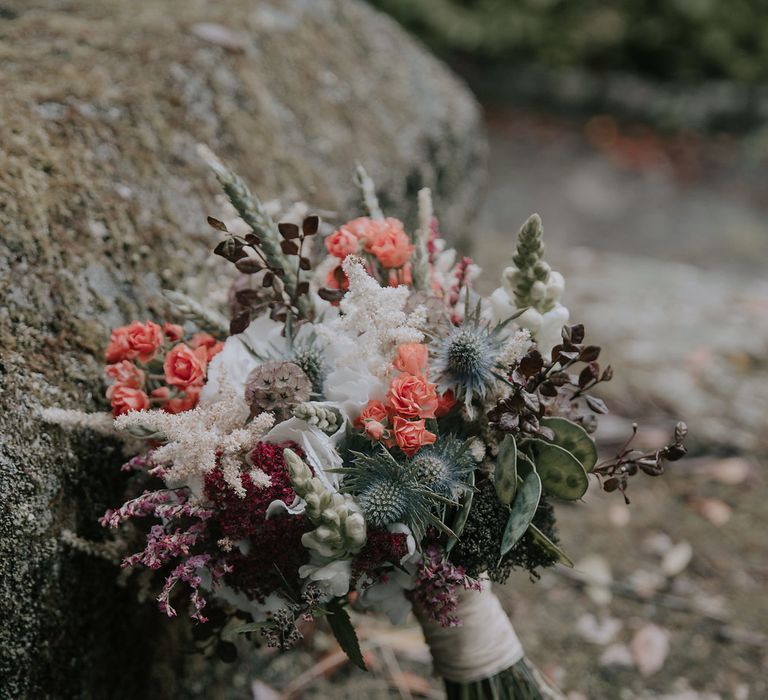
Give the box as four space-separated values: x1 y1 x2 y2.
416 582 524 683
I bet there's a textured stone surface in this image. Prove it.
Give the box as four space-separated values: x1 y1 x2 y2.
0 1 485 697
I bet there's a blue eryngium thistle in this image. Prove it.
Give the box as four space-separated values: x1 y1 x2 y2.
337 448 455 541
432 306 509 415
410 436 475 499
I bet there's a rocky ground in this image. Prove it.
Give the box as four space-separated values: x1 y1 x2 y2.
235 112 768 699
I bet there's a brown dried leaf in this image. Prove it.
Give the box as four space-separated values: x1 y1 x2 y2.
687 496 732 526
234 257 263 274
280 239 299 255
580 345 601 362
302 215 319 235
278 222 300 240
214 238 246 263
230 311 250 335
206 216 228 232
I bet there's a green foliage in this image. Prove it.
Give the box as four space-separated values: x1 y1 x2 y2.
541 417 598 471
528 439 589 500
494 434 518 505
370 0 768 84
529 523 573 568
326 600 367 671
446 470 474 554
451 481 561 582
500 470 541 558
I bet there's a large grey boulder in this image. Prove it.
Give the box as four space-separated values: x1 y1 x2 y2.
0 1 486 697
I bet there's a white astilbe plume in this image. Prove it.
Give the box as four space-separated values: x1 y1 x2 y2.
323 256 424 377
114 386 274 497
498 328 533 367
40 408 117 437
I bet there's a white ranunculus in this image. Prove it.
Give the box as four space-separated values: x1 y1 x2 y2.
322 364 387 422
299 556 353 597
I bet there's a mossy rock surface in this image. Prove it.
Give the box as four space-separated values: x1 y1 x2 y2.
0 1 485 697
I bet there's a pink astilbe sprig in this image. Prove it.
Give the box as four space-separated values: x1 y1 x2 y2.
157 554 212 622
122 522 209 570
99 489 177 529
413 545 481 628
121 450 156 473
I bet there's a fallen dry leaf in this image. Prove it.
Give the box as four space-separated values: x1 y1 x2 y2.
630 623 670 676
599 643 634 668
608 502 631 527
687 497 732 526
576 554 613 606
701 457 752 485
190 23 249 51
661 540 693 577
576 613 622 645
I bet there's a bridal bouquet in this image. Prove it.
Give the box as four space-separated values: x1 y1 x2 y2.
57 153 687 698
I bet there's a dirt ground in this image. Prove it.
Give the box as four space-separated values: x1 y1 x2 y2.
202 112 768 700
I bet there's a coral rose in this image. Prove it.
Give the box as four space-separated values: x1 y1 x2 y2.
435 389 457 417
356 399 388 427
163 343 208 388
105 326 132 363
151 386 171 401
364 420 386 441
110 386 150 416
109 320 165 363
165 386 201 414
392 417 436 456
191 332 224 361
105 361 145 397
325 227 360 259
162 323 184 342
393 343 429 376
386 373 438 419
339 217 376 241
365 218 414 269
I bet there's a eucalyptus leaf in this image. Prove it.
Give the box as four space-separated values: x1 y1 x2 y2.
541 417 598 471
529 439 588 500
529 523 574 567
500 470 542 558
326 600 367 671
494 435 518 505
516 451 534 478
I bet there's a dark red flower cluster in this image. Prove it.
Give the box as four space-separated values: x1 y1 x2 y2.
352 529 409 581
204 441 313 602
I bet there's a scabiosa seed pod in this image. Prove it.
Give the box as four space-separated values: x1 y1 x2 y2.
245 361 312 421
